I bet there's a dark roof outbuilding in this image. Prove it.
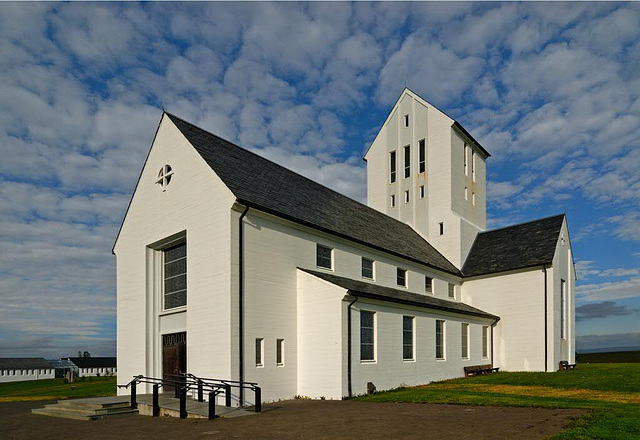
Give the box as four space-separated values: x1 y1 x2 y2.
0 358 51 370
462 214 565 277
66 357 116 369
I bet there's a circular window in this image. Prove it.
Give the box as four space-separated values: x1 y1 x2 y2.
156 164 173 190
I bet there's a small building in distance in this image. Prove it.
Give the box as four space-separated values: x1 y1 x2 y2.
0 358 55 383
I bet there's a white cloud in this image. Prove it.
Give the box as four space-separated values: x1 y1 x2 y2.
577 277 640 302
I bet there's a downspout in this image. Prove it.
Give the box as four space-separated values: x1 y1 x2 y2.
346 296 358 398
238 206 249 406
543 264 548 372
490 318 499 367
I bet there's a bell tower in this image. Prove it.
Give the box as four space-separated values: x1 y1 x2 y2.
364 89 489 268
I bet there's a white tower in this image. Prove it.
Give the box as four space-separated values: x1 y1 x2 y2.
364 89 489 268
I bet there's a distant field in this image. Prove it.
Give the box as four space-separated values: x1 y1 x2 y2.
0 376 116 402
356 363 640 439
577 350 640 363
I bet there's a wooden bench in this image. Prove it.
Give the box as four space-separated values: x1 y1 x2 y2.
559 360 577 370
464 364 500 377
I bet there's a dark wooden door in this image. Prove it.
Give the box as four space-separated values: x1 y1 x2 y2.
162 332 186 393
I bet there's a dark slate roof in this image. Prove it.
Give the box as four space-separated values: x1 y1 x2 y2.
0 358 51 370
66 357 117 368
166 113 461 276
299 269 499 320
462 214 565 277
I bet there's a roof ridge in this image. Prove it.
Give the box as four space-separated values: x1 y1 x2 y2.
480 213 565 234
165 111 457 267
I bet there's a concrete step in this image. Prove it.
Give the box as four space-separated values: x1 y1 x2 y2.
31 408 98 421
32 399 138 421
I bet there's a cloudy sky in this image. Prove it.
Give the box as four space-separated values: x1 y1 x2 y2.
1 2 639 358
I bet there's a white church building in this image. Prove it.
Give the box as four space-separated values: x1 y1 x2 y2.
114 89 575 404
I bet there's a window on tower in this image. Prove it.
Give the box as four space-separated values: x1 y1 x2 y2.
390 151 396 183
404 145 410 178
419 139 426 173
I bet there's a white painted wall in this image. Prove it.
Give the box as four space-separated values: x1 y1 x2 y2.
0 369 55 383
77 367 117 377
114 114 236 395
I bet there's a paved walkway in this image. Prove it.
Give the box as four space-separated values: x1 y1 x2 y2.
4 399 586 439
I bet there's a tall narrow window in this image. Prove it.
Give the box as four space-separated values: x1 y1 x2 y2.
255 338 264 367
164 242 187 309
390 194 396 207
404 145 411 178
465 186 468 200
397 268 407 287
276 339 284 366
448 283 455 299
472 191 476 205
482 326 489 358
439 222 444 235
472 150 476 181
420 185 425 199
404 114 409 127
390 151 396 183
464 144 468 175
425 276 433 294
404 190 410 203
461 323 469 359
403 316 414 360
419 139 426 173
316 244 332 269
436 320 445 360
561 279 566 339
361 311 375 361
362 257 374 279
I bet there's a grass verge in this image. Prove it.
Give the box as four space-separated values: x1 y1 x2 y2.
0 376 117 402
355 363 640 439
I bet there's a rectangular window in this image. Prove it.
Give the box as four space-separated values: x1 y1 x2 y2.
419 139 426 173
561 279 566 339
465 186 468 200
472 150 476 181
404 114 409 127
164 242 187 310
482 326 489 358
362 257 374 279
436 320 445 360
403 316 414 360
420 185 425 199
360 311 375 361
255 338 264 366
391 194 396 207
448 283 455 299
404 145 410 178
397 268 407 287
276 339 284 366
461 323 469 359
439 222 444 235
464 144 468 175
404 190 410 203
390 151 396 183
316 244 332 269
425 276 433 294
472 191 476 205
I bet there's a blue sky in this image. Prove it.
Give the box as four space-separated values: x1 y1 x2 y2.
1 2 638 358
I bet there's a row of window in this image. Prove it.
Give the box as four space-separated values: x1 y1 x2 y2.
361 311 490 362
317 244 456 298
255 338 285 367
0 369 53 376
389 140 426 184
390 185 426 208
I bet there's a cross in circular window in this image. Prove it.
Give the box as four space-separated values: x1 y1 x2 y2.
156 164 173 191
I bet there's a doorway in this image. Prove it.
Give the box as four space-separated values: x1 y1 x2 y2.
162 331 186 393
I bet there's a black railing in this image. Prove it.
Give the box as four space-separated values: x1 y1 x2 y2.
118 373 261 420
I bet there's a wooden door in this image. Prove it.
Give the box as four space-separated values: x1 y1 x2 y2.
162 332 186 392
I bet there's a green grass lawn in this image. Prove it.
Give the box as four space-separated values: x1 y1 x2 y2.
355 363 640 439
0 376 117 402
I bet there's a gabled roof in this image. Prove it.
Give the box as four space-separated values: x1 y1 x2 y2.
165 113 461 276
0 358 51 370
462 214 565 277
66 357 116 368
300 269 498 320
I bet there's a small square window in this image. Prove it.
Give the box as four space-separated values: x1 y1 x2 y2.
425 276 433 294
397 268 407 287
420 185 425 199
362 257 374 279
439 222 444 236
391 194 396 207
448 283 455 298
316 244 332 269
404 114 409 127
404 190 410 203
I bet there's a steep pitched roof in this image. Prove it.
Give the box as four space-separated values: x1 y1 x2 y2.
462 214 565 277
66 357 117 369
0 358 51 370
165 113 461 276
300 269 498 320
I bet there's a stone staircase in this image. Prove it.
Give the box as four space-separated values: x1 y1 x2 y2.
31 396 138 420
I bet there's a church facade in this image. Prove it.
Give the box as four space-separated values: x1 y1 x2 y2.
114 89 575 405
